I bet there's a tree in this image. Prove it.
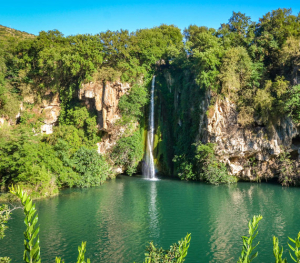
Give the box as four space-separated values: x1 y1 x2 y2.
219 46 253 100
280 36 300 84
285 85 300 123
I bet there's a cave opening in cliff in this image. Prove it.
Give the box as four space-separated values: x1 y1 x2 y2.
292 135 300 147
229 156 240 164
291 135 300 160
290 150 299 160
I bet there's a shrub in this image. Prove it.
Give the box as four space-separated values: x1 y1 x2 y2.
278 151 299 186
46 125 88 152
118 84 148 123
194 142 236 184
144 233 191 263
284 85 300 124
172 155 196 180
59 105 99 145
72 147 112 187
111 131 143 175
64 106 89 129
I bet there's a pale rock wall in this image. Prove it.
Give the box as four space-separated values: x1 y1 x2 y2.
0 117 6 126
40 92 61 134
199 95 300 181
79 81 130 155
2 81 130 150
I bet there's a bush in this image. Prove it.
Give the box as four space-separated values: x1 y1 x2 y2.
118 84 148 123
0 123 111 196
59 105 99 143
72 147 112 187
285 84 300 123
46 125 88 152
278 151 299 186
111 131 143 175
194 142 236 184
172 155 196 180
145 233 191 263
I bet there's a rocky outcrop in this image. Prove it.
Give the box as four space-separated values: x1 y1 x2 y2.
40 92 61 134
200 96 300 181
2 80 130 151
79 81 130 154
0 91 62 134
79 81 130 131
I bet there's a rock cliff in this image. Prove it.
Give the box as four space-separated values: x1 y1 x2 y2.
40 91 61 134
79 80 130 154
199 94 300 181
1 81 130 157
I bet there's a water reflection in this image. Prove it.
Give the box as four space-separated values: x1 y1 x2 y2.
205 184 297 263
149 181 159 240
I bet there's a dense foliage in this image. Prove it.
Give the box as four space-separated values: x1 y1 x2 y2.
0 123 112 197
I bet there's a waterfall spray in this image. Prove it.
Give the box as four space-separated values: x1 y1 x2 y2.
143 76 156 179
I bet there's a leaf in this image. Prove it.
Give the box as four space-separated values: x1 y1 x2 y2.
289 250 297 262
289 237 296 244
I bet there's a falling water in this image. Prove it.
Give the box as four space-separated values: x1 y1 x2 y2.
143 76 156 179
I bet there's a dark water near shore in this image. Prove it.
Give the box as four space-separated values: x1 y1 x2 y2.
1 175 300 262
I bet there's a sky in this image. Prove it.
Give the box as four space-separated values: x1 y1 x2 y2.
0 0 300 36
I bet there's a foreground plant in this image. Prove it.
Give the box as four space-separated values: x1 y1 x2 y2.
237 215 263 263
55 242 90 263
288 232 300 262
10 185 41 263
143 233 191 263
273 236 287 263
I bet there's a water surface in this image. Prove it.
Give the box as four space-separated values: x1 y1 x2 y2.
1 176 299 262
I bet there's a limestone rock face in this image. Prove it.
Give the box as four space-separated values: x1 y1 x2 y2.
41 124 53 134
79 81 130 131
40 92 61 134
199 95 300 181
0 117 6 126
79 81 130 154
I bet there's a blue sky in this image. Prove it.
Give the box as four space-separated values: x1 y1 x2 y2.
0 0 299 36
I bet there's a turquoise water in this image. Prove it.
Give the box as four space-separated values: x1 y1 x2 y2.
1 176 300 262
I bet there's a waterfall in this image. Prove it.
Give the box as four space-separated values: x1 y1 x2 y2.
143 76 156 179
